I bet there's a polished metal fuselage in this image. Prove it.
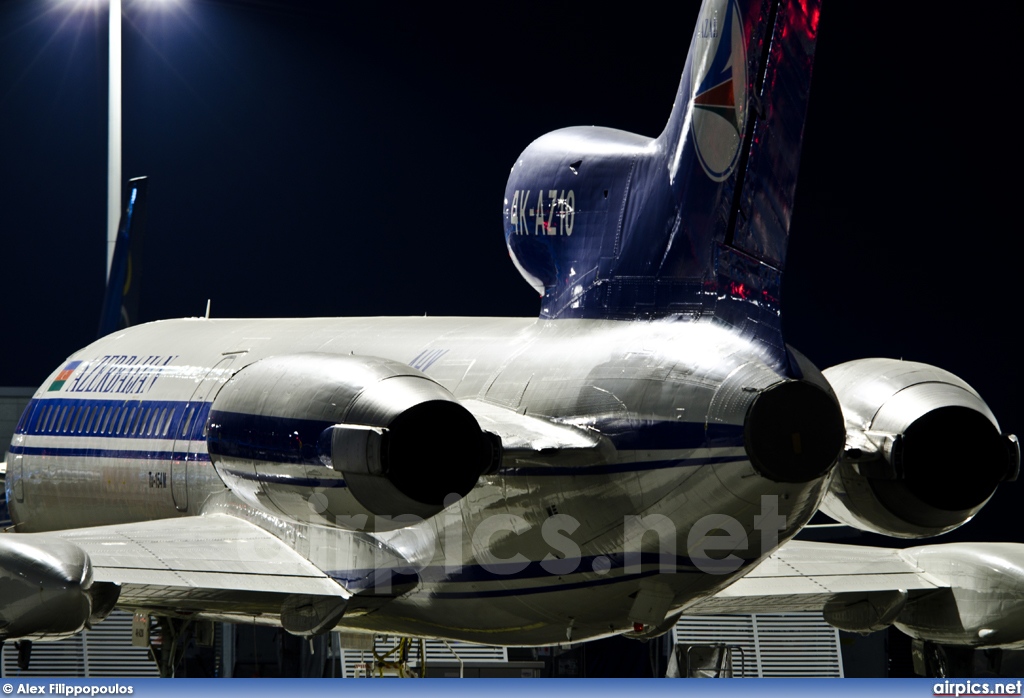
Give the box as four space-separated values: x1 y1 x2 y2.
6 315 828 644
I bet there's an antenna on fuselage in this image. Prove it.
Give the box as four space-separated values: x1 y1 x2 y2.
204 299 211 320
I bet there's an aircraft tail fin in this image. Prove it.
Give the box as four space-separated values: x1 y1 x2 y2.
97 176 148 338
658 0 820 270
503 0 821 350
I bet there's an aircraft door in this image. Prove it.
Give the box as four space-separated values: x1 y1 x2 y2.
171 356 237 512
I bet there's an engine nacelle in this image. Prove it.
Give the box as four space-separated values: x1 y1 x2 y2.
821 359 1018 538
819 544 1024 649
0 536 118 641
896 543 1024 649
207 353 498 530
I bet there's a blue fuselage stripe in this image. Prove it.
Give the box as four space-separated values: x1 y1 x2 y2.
15 397 211 442
11 399 749 477
7 445 210 462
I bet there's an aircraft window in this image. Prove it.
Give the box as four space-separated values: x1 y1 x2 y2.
143 407 156 436
128 404 141 435
37 405 52 433
155 408 168 437
86 406 100 435
162 408 174 437
181 407 195 438
56 405 70 433
32 405 46 432
76 406 90 434
70 406 85 433
107 407 120 435
129 405 145 436
117 406 132 435
92 405 105 431
80 406 95 434
49 405 63 433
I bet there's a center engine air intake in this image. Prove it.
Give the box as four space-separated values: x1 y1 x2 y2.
207 353 498 530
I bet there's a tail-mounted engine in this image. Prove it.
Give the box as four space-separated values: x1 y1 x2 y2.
207 353 498 530
821 359 1019 538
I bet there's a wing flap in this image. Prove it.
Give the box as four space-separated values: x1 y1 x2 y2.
684 540 941 615
50 514 346 598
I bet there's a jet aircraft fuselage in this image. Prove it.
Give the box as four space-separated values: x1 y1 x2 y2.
7 315 835 644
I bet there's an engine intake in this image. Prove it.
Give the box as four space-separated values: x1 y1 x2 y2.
744 379 845 483
208 353 497 529
821 359 1017 538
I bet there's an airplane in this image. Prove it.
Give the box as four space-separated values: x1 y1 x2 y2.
2 0 1021 678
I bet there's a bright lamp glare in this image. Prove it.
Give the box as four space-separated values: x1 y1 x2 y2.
55 0 105 11
53 0 183 9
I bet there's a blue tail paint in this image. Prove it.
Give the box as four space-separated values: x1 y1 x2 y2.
97 176 148 338
504 0 820 352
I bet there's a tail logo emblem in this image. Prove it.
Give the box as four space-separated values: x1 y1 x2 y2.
691 0 747 182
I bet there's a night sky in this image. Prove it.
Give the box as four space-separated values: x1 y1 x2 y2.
1 1 1020 541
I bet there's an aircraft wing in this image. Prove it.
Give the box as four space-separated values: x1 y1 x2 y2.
51 514 346 599
34 514 351 625
684 540 940 615
684 539 1024 649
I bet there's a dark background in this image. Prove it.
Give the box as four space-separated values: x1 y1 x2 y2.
1 1 1020 542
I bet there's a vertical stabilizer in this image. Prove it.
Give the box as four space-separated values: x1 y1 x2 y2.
504 0 821 350
97 176 147 338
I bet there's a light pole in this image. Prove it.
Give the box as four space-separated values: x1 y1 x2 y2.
106 0 121 282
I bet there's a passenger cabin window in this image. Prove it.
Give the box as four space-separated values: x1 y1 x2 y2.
181 407 195 438
155 407 168 437
103 405 117 431
117 406 132 435
74 406 88 434
131 406 147 436
32 405 46 432
67 406 82 433
86 406 100 434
